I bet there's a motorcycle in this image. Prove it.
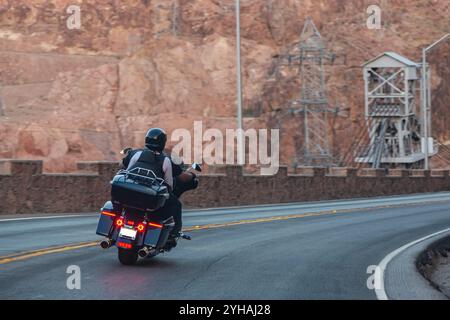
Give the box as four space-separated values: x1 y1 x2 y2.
96 149 201 265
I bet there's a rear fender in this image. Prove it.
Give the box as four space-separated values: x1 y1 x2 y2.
115 237 135 250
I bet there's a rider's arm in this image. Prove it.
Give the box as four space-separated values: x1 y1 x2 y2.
162 157 174 191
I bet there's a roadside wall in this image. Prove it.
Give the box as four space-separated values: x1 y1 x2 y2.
1 160 449 215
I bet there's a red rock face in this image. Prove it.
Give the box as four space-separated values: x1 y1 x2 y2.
0 0 449 171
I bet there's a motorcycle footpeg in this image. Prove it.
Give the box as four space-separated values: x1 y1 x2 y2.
180 233 192 240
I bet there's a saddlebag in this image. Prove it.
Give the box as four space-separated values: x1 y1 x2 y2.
96 201 116 237
143 216 175 248
111 173 169 211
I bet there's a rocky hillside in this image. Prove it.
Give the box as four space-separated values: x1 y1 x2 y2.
0 0 449 171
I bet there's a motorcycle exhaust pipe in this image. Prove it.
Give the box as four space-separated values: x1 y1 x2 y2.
138 247 151 258
100 239 113 249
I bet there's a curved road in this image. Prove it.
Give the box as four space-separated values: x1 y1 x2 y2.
1 193 450 299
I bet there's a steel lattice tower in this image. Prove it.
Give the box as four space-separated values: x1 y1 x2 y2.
270 17 343 167
297 17 334 166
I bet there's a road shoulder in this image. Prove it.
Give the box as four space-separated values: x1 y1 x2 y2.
417 235 450 298
383 230 450 300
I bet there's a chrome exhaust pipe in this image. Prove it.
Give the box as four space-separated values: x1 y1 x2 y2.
100 239 113 249
138 247 150 258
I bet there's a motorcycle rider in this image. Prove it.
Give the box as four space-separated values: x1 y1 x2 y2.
122 128 183 241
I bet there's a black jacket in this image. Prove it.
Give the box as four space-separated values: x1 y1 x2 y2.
122 148 166 180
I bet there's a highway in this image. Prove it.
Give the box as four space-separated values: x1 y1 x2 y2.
1 193 450 299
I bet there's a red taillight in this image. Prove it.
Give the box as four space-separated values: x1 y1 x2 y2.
117 241 132 249
126 220 135 226
148 222 163 228
101 211 116 217
115 218 124 227
137 223 145 232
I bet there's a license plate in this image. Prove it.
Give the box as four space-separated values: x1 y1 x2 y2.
119 227 137 240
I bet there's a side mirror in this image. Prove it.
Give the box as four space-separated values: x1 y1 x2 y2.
192 163 202 172
120 147 132 155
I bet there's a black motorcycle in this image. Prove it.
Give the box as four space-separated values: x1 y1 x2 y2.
96 150 200 265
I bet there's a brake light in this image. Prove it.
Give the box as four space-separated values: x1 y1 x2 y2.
148 222 163 228
117 242 132 249
126 220 135 226
101 211 116 217
137 223 145 232
115 218 124 227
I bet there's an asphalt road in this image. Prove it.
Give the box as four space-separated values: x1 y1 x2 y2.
1 193 450 299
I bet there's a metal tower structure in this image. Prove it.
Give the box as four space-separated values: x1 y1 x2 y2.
355 52 437 168
285 17 336 166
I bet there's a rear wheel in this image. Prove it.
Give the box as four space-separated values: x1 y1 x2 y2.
118 248 138 265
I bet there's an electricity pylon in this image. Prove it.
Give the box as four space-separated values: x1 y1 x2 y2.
287 17 336 166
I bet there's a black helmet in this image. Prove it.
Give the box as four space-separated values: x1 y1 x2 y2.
145 128 167 152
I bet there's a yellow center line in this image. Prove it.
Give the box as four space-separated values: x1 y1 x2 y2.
0 199 447 265
0 242 98 265
0 209 346 265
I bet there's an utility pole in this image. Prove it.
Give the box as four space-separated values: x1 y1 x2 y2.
236 0 244 165
422 33 449 170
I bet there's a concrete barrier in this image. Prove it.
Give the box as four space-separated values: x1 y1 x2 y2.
0 159 449 215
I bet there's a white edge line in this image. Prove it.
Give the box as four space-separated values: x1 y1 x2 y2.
375 227 450 300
